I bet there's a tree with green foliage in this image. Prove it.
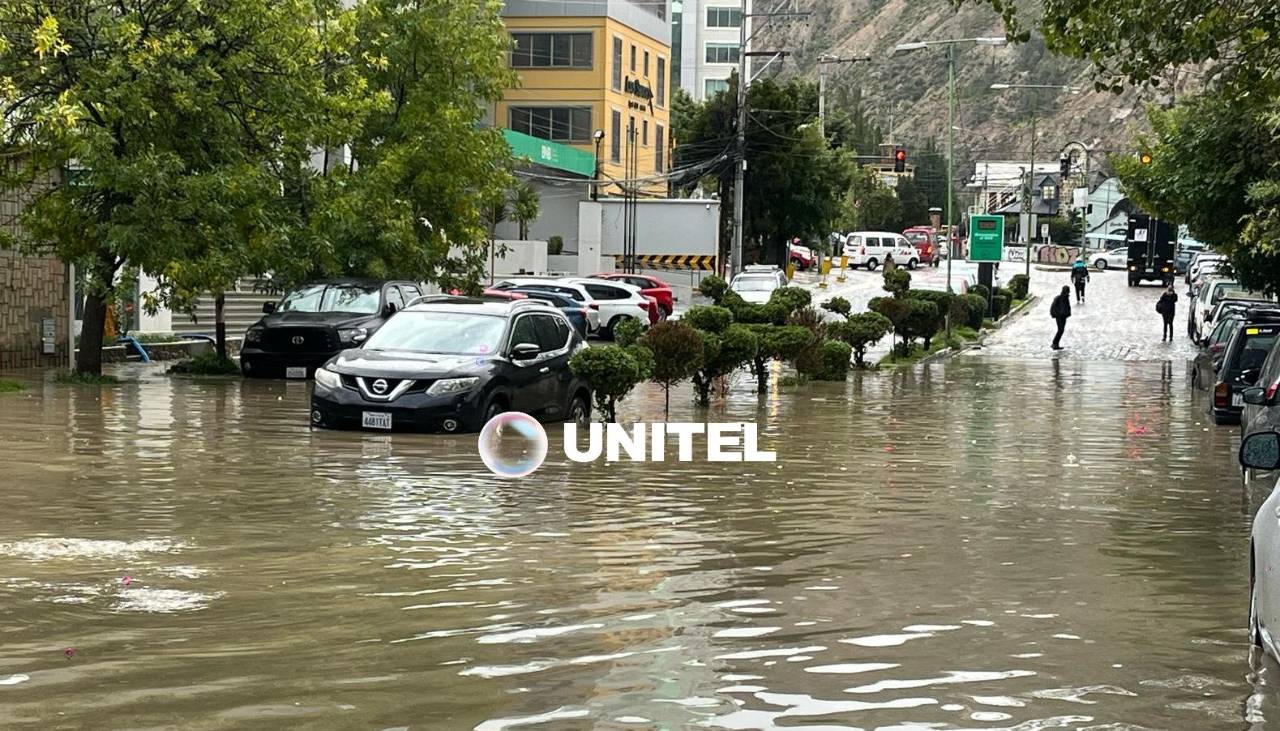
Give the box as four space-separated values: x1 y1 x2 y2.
883 268 912 298
570 346 646 422
691 324 759 406
747 324 813 392
698 274 730 303
511 182 540 240
817 340 853 381
902 300 941 350
613 317 645 347
821 297 852 318
642 321 704 416
829 312 893 369
682 305 734 334
833 164 902 234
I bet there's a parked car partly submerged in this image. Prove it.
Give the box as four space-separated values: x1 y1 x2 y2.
241 278 423 379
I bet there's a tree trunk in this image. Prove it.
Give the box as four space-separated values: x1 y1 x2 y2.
754 356 768 393
76 291 108 376
215 293 227 360
606 398 616 423
664 385 670 418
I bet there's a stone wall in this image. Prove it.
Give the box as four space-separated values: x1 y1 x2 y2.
0 249 68 370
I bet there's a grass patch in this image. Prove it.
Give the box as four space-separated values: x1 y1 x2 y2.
778 374 811 387
56 371 120 385
0 378 25 393
168 351 240 376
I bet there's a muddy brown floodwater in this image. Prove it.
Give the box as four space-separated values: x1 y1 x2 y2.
0 356 1275 729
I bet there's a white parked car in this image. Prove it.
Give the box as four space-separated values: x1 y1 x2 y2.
730 267 786 304
1236 431 1280 662
560 277 654 338
1190 278 1247 342
842 231 919 270
1090 247 1128 270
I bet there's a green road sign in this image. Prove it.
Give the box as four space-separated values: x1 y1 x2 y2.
969 214 1004 262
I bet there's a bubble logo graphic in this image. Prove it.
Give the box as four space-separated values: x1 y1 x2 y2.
477 412 548 477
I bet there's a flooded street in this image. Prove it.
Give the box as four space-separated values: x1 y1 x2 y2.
0 272 1273 729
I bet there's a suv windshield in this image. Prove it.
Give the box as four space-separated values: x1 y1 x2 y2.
733 277 777 292
279 284 381 314
1228 324 1280 381
363 312 507 354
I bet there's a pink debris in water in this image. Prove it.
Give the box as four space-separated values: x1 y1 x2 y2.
63 648 76 659
122 575 133 587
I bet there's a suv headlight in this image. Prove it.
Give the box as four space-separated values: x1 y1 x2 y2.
245 327 264 344
314 367 342 390
427 377 479 396
338 327 368 345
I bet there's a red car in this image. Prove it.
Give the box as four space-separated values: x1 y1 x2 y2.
903 227 939 265
592 273 676 317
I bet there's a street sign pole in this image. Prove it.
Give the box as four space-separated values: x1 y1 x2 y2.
969 214 1005 316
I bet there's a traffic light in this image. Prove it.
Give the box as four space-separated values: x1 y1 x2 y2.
1059 156 1071 179
893 148 906 173
1139 151 1153 165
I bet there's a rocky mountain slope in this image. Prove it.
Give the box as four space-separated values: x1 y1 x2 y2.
761 0 1197 175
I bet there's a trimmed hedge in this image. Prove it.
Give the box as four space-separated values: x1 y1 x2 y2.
962 294 986 329
1007 274 1030 301
817 340 852 381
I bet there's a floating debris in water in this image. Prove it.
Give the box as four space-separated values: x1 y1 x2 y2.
63 648 76 659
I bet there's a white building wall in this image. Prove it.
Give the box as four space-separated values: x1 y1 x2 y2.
677 0 750 102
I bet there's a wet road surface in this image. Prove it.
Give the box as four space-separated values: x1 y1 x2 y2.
0 269 1274 729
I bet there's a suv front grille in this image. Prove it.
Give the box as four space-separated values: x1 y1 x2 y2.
262 327 336 352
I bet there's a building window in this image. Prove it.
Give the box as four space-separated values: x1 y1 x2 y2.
705 43 740 64
630 44 636 72
611 110 621 163
705 78 730 97
509 106 593 143
1042 184 1057 200
612 37 623 91
644 50 650 77
656 57 666 106
642 120 648 146
706 7 743 27
510 32 593 69
655 124 664 172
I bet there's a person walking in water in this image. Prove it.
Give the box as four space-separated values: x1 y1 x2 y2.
1157 285 1178 342
1070 257 1090 303
1050 285 1072 350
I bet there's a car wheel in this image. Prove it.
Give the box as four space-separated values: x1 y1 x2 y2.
567 391 591 427
484 395 508 422
908 258 919 270
1095 260 1107 271
866 258 879 271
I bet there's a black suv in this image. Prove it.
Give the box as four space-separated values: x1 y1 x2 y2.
309 297 592 433
1210 310 1280 425
241 279 423 378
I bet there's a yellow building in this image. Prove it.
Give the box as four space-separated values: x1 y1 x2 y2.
498 0 672 197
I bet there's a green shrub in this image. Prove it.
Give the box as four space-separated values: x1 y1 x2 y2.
834 311 893 368
906 290 953 331
962 294 987 329
698 275 729 303
1007 274 1030 300
547 235 564 255
883 267 911 297
682 305 734 334
787 305 828 377
0 378 25 393
57 371 120 385
769 286 811 313
820 297 852 317
168 351 239 376
903 300 941 348
968 283 990 301
570 345 643 422
730 301 786 325
992 294 1010 317
747 324 813 392
870 296 910 352
816 340 852 381
613 316 645 346
641 320 704 416
692 324 759 406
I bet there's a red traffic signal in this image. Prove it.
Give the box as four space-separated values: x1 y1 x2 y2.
893 148 907 173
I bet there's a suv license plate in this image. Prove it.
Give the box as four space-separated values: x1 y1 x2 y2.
285 367 307 379
362 411 393 430
1233 393 1244 408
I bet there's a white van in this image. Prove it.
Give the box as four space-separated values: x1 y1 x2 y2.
842 231 920 270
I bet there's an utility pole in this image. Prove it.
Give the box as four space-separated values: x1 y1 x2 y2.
818 55 871 139
730 1 810 278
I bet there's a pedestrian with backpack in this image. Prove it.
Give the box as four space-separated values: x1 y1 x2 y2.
1156 285 1178 342
1050 285 1072 350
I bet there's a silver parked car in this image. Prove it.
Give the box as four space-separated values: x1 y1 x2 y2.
1238 431 1280 662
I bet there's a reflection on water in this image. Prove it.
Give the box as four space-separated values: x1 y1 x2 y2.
0 360 1267 728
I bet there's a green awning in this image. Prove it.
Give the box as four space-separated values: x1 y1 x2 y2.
503 129 595 178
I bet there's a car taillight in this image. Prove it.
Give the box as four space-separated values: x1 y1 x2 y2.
579 308 589 316
639 302 650 310
1215 382 1230 408
589 303 599 310
1268 379 1280 403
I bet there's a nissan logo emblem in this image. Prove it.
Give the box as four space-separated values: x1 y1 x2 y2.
291 335 305 345
371 379 389 395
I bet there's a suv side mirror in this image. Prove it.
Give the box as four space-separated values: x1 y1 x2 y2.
1241 431 1280 471
383 302 398 317
1243 387 1268 406
262 302 276 314
511 342 540 361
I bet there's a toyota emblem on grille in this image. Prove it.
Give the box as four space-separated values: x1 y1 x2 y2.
372 379 389 395
291 335 305 345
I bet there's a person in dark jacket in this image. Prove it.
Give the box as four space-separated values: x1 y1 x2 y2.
1156 286 1178 342
1050 285 1072 350
1070 258 1090 303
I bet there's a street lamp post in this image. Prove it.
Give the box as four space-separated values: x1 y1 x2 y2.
591 128 605 201
990 83 1081 277
893 37 1007 296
